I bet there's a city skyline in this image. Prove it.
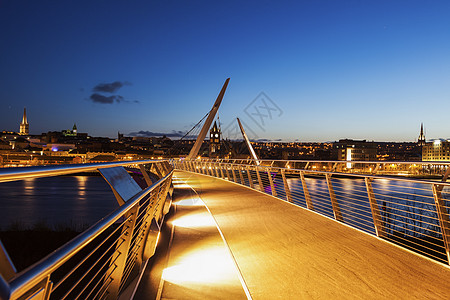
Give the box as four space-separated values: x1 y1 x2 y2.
1 1 449 142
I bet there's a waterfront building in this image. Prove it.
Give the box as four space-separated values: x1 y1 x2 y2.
334 139 377 161
19 107 29 135
422 139 450 161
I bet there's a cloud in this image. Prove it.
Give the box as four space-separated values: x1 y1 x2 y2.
90 93 124 104
129 130 186 138
89 93 139 104
88 81 139 104
93 81 131 93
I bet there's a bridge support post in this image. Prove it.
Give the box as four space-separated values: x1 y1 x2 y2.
432 183 450 265
267 168 277 197
365 177 386 238
151 163 163 179
239 166 246 185
281 169 292 203
255 166 264 191
246 166 254 189
325 174 343 222
139 165 153 187
300 171 314 210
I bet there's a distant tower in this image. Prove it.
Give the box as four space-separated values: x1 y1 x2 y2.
19 107 29 135
209 121 221 157
72 123 78 135
418 123 426 146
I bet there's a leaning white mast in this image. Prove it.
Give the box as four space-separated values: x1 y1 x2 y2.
237 117 260 165
186 78 230 160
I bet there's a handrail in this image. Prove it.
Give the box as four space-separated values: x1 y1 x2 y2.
0 160 163 183
173 158 450 266
184 158 450 179
198 158 450 166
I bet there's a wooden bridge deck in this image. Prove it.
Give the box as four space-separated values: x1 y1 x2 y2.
137 171 450 299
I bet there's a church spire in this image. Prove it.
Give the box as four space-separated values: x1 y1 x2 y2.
22 107 28 125
418 123 425 146
19 107 29 135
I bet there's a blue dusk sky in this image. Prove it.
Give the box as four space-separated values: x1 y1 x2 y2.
1 0 449 142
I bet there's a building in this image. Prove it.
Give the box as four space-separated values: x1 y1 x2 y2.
209 121 221 157
63 124 78 136
19 107 29 135
418 123 426 146
422 139 450 161
334 139 377 161
334 139 377 169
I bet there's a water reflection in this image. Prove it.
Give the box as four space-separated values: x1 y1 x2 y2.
23 178 35 196
0 176 117 228
76 176 87 199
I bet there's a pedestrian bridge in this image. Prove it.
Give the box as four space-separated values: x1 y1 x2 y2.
1 159 450 299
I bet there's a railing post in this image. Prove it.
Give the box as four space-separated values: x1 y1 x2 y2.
107 204 140 300
246 166 254 189
220 164 225 179
300 171 314 210
214 164 220 178
211 163 217 177
365 177 386 238
209 163 214 177
325 174 343 222
210 163 215 177
201 162 206 174
231 165 237 182
238 165 245 185
205 163 210 175
432 183 450 264
267 168 277 197
255 166 264 191
225 164 231 181
281 169 292 203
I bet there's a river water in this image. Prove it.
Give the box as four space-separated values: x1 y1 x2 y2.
0 176 117 229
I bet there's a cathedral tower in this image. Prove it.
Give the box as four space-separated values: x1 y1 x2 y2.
209 121 221 157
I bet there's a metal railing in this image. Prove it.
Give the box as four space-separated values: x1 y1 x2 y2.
188 158 450 177
172 158 450 266
0 160 173 300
